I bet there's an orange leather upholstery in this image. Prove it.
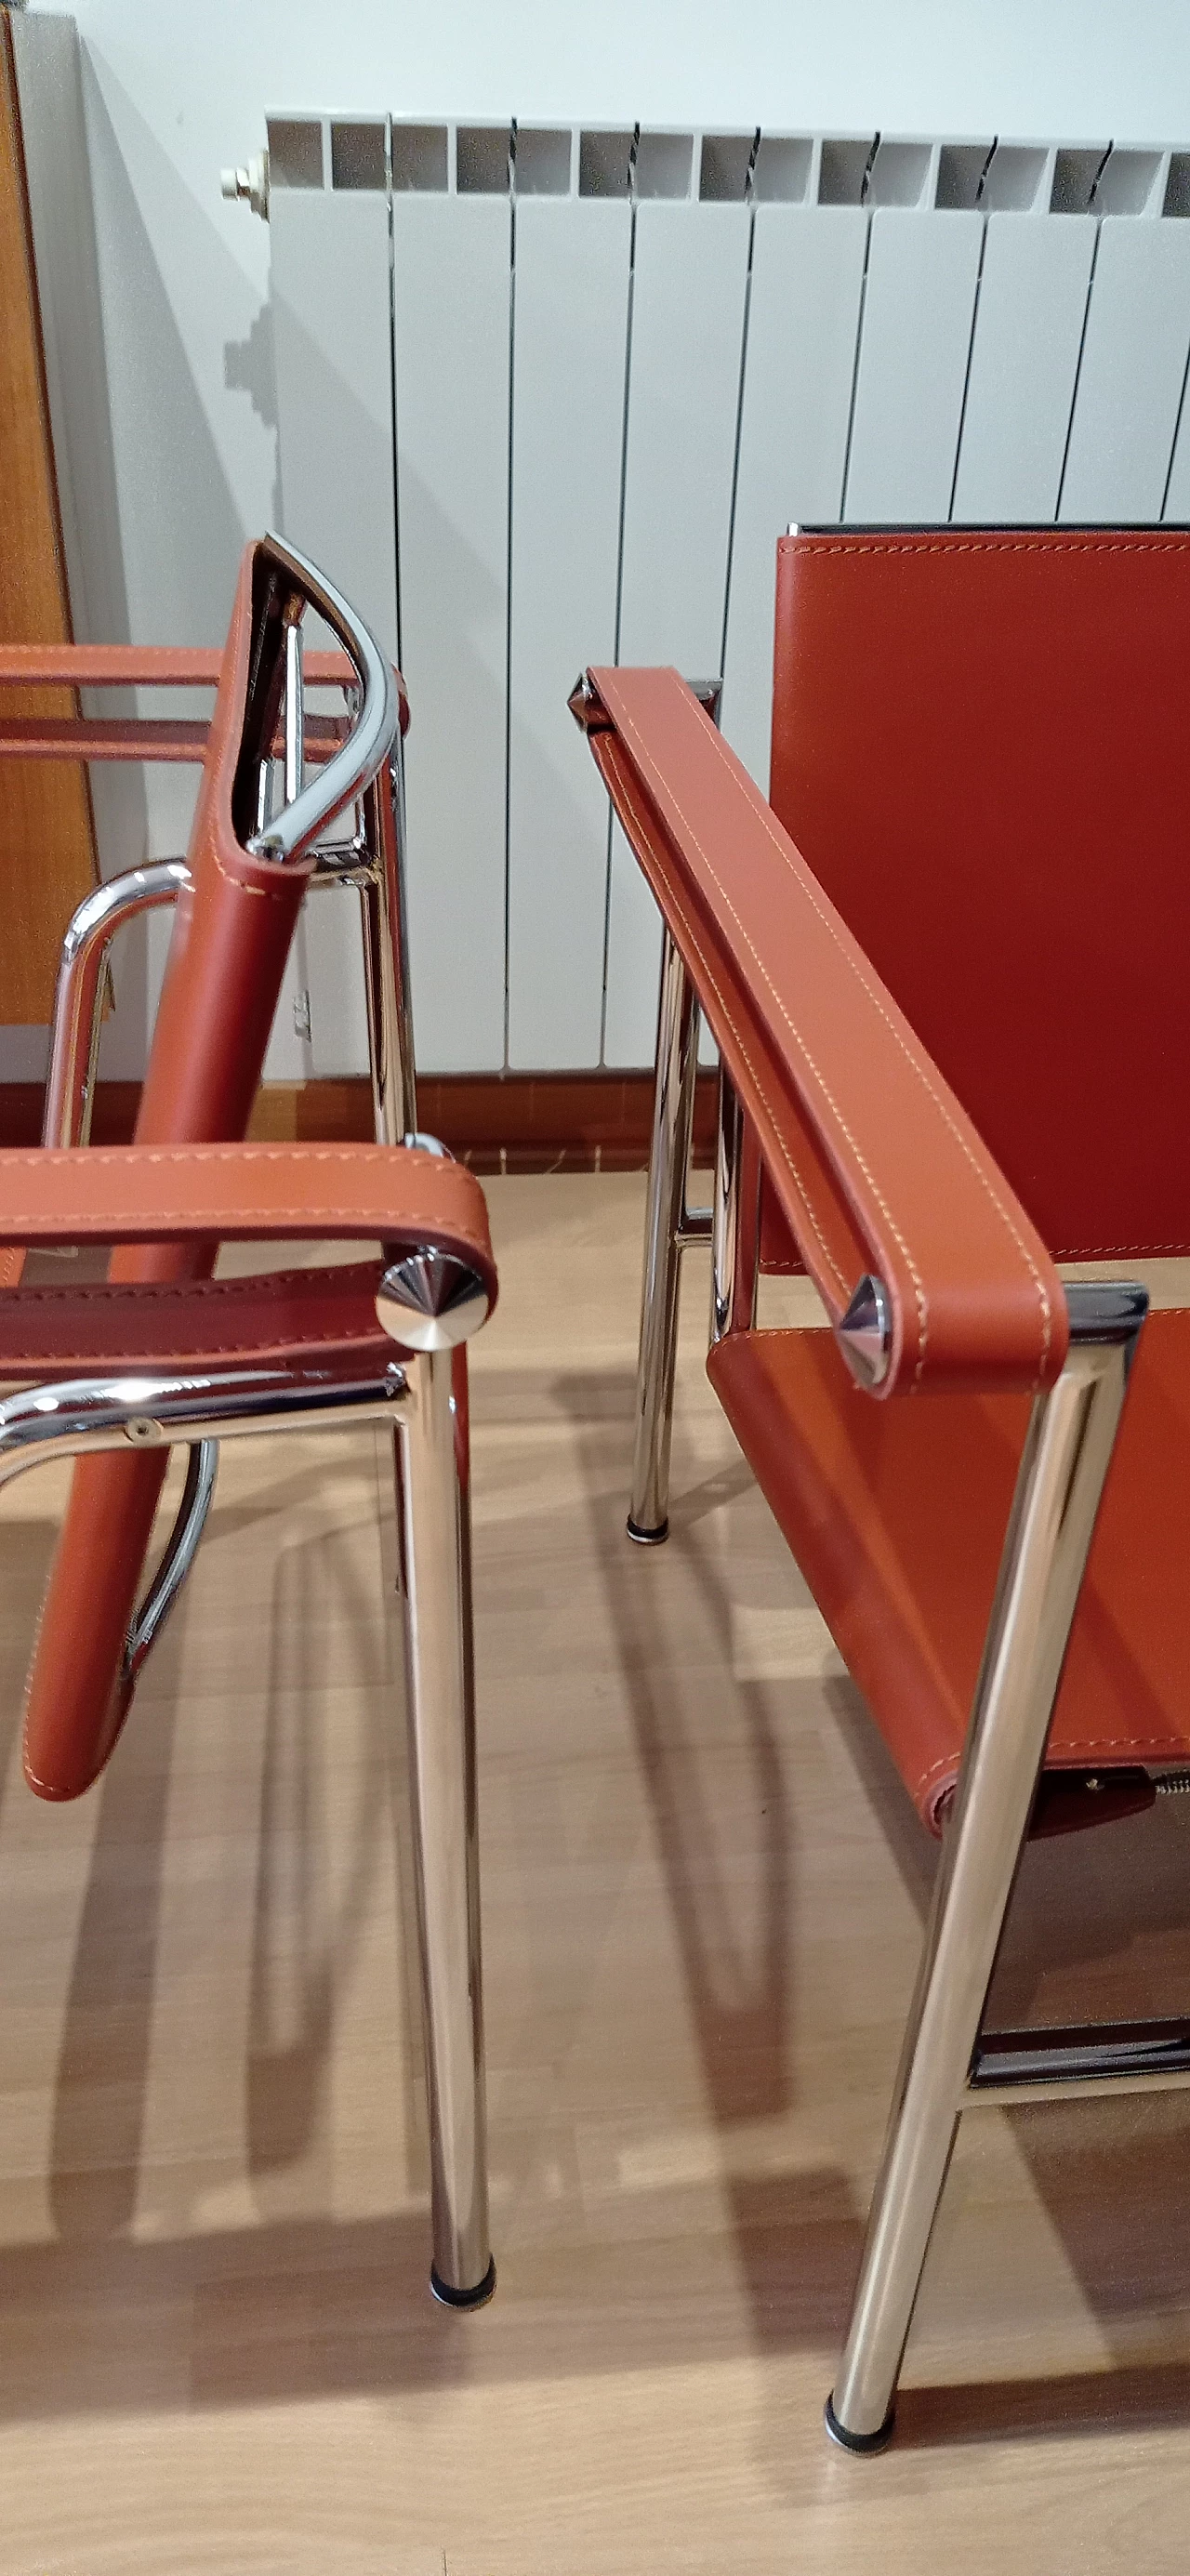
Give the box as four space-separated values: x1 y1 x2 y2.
7 1141 493 1804
0 644 410 759
709 1311 1190 1828
579 528 1190 1836
21 551 311 1799
10 544 415 1804
757 528 1190 1282
586 667 1065 1398
0 1139 493 1271
0 1264 393 1378
771 528 1190 1263
0 1142 493 1375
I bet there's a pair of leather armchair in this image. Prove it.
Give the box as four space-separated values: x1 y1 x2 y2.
2 523 1187 2451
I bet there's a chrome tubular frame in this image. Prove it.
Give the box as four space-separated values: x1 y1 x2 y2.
826 1278 1149 2453
123 1435 219 1688
283 605 305 807
611 673 723 1543
42 857 224 1665
245 533 401 869
628 926 705 1542
359 751 417 1149
0 1357 411 1481
44 859 192 1154
39 542 419 1686
709 1065 760 1346
397 1341 492 2302
0 1249 495 2305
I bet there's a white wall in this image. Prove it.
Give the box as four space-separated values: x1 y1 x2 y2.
28 0 1190 663
11 0 1190 1080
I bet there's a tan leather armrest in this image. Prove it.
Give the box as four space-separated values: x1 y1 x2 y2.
0 644 411 733
582 665 1064 1397
0 1141 495 1304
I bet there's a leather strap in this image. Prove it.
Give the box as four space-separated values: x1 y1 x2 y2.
10 545 420 1803
0 1141 495 1288
0 643 410 733
0 1261 395 1378
0 712 349 763
585 666 1066 1397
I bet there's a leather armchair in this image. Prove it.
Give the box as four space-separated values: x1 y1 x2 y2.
573 524 1190 2447
0 536 496 2311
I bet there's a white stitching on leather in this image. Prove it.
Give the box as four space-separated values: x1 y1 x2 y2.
677 694 1051 1378
0 1144 485 1245
795 534 1190 559
612 681 1054 1388
0 1264 389 1365
1062 1243 1190 1260
613 706 929 1370
915 1728 1190 1809
608 759 852 1299
5 1264 376 1306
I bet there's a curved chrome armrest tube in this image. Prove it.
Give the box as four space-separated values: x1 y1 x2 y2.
45 860 192 1152
0 1359 411 1490
246 533 401 865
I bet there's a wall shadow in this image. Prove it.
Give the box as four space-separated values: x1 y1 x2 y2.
825 1629 1190 2438
559 1363 861 2358
246 1503 400 2190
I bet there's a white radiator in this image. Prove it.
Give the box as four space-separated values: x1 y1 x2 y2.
263 119 1190 1077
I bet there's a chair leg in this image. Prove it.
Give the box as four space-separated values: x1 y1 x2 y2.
396 1343 494 2306
361 751 419 1602
709 1067 760 1345
361 751 417 1150
827 1291 1144 2451
628 927 701 1543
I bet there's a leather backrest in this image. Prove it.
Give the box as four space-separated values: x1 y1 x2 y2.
114 541 315 1285
771 527 1190 1262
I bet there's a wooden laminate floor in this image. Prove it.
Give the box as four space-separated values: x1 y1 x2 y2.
1 1172 1190 2572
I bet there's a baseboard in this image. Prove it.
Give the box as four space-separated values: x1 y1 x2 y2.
0 1070 718 1172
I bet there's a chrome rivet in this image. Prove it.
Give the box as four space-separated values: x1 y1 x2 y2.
376 1249 489 1353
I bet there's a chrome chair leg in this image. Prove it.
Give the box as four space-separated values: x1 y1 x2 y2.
709 1066 760 1346
395 1343 493 2304
0 1233 496 2309
628 928 702 1543
361 747 416 1151
359 747 419 1605
123 1437 218 1688
45 859 192 1154
826 1281 1147 2451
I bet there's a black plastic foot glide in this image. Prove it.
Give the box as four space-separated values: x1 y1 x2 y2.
824 2393 895 2454
627 1515 668 1545
430 2256 496 2311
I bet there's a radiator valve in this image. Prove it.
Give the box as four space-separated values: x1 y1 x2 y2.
220 151 270 220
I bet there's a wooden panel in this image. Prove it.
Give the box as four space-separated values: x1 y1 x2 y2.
0 16 96 1026
9 8 147 920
